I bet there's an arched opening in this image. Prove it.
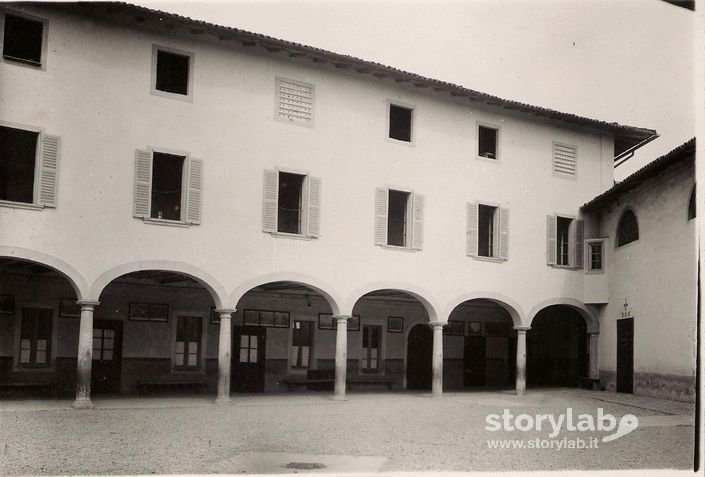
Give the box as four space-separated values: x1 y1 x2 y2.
97 270 218 395
351 289 432 391
233 281 334 393
445 299 517 390
406 324 432 390
0 258 80 397
527 305 588 387
617 209 639 246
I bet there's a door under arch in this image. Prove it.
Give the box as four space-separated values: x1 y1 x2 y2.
406 324 432 390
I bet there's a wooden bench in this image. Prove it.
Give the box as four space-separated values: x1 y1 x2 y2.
348 375 395 390
136 373 207 394
283 369 334 391
0 375 57 397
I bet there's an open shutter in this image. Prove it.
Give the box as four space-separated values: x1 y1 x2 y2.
307 176 321 238
133 149 152 218
412 193 424 250
374 188 388 245
546 215 557 265
185 158 203 224
38 134 60 207
262 170 279 233
466 202 479 256
498 207 509 260
574 219 585 269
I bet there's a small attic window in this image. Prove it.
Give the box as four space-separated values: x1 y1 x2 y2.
478 125 498 159
389 104 413 142
153 46 192 98
2 14 44 66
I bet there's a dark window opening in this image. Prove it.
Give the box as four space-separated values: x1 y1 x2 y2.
389 104 412 142
175 316 202 369
688 187 696 220
362 325 381 372
387 189 410 247
278 172 305 234
0 125 38 203
151 152 184 221
3 14 43 65
478 126 498 159
155 50 190 95
19 308 52 367
478 205 497 257
589 242 603 271
292 320 313 369
557 217 572 266
617 210 639 247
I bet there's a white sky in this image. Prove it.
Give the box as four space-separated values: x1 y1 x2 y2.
142 0 696 180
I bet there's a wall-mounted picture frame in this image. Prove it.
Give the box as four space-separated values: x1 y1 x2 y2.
59 298 81 318
443 320 465 336
129 302 169 322
242 309 290 328
243 309 260 326
468 321 482 335
318 313 335 330
0 294 15 315
274 311 290 328
387 316 403 333
149 304 169 322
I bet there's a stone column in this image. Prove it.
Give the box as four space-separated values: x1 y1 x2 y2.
216 308 236 404
73 300 100 409
514 326 530 396
429 321 445 397
588 332 600 380
333 314 350 401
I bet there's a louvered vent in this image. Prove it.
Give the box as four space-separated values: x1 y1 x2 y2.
277 78 314 125
553 143 577 176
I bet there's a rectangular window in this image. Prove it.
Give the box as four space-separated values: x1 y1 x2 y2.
553 142 577 177
278 171 305 234
92 328 115 362
239 334 259 363
361 325 381 372
587 240 604 272
156 50 190 95
151 152 185 221
557 216 572 266
387 189 410 247
18 308 52 367
478 125 498 159
388 104 413 142
291 320 313 369
0 125 38 204
175 316 202 369
276 78 314 126
2 13 44 66
478 204 498 257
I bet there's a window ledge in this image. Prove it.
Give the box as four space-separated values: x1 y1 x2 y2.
2 55 44 70
0 200 44 211
267 231 314 241
585 269 605 275
385 137 416 147
150 88 193 103
476 155 500 164
549 264 581 271
142 218 190 228
470 255 506 263
379 244 418 253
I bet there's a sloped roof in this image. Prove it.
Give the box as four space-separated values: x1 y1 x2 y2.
582 138 695 211
53 1 657 159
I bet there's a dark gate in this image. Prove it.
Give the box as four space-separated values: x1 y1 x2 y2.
616 318 634 393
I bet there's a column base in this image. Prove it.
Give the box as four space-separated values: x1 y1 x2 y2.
72 397 95 410
215 396 231 405
332 394 348 401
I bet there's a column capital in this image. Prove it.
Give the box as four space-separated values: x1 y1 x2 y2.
588 331 600 336
76 300 100 308
428 321 445 329
332 314 352 322
514 326 531 333
215 308 237 315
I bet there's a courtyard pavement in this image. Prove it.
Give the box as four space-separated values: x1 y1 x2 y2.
0 388 697 475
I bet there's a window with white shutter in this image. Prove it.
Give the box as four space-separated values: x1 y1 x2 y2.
0 123 59 209
552 142 577 177
467 201 508 261
547 214 583 268
375 187 423 250
262 169 320 238
133 148 202 226
276 78 314 126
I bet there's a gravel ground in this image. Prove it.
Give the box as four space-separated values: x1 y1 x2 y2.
0 389 695 475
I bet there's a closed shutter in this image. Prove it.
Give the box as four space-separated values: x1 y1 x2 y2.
498 207 509 260
374 188 388 245
412 193 424 250
466 202 479 256
38 134 60 207
262 170 279 233
574 219 585 269
546 215 557 265
185 158 203 224
278 79 314 125
133 149 152 218
307 176 321 238
553 143 577 176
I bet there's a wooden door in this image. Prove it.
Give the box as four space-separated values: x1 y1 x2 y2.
464 335 486 386
91 320 123 394
616 318 634 393
406 325 432 390
232 326 266 393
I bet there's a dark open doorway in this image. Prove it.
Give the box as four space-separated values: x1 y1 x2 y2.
406 324 432 390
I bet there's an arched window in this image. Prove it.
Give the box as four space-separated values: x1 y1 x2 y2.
688 185 696 220
617 209 639 247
